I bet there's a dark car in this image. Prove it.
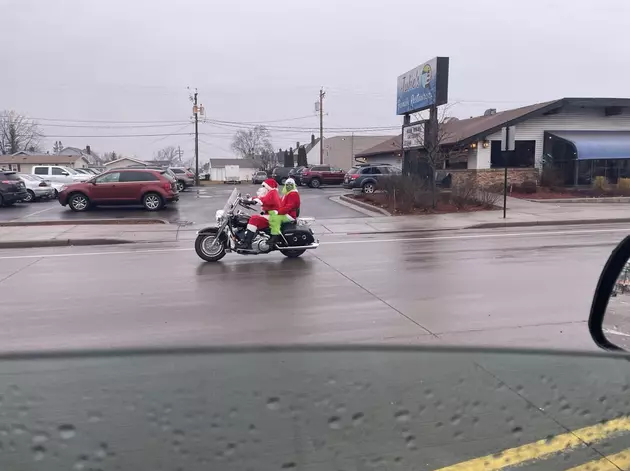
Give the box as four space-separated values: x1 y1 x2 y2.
300 165 345 188
58 169 179 212
271 167 292 185
0 170 28 207
288 166 305 185
252 171 267 184
343 163 401 193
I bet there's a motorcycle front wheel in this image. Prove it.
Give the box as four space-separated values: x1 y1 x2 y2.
195 233 226 262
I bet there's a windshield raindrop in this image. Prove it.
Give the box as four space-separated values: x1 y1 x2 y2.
32 445 46 461
328 416 341 430
58 424 76 440
266 397 280 410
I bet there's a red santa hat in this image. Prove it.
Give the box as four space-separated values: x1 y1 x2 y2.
262 178 278 190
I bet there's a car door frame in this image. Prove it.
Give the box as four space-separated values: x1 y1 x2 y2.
90 172 123 203
118 171 156 202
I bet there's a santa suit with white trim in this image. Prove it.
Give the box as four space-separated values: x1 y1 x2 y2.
239 178 280 249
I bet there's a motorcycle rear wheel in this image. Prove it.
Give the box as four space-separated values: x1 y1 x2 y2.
280 249 306 258
195 234 226 262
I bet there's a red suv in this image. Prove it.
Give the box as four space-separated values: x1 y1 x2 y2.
300 165 345 188
58 169 179 212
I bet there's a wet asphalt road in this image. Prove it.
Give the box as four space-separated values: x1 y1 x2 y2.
0 184 362 224
0 223 626 352
2 224 630 470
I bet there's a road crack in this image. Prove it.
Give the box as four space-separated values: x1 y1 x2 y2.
311 253 438 338
0 257 42 286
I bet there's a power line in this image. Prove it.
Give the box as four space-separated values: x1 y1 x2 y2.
204 120 399 132
0 115 191 124
43 132 193 138
36 122 192 129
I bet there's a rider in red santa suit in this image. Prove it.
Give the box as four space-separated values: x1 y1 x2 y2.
238 178 280 249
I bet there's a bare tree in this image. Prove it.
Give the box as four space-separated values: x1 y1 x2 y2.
0 111 43 155
102 151 120 163
154 145 181 165
231 125 273 159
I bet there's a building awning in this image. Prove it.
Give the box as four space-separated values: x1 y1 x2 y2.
549 131 630 160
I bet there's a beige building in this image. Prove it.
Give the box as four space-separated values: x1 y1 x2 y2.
306 135 396 170
0 154 89 173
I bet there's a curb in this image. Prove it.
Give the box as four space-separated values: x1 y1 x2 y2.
338 195 392 216
0 239 132 249
469 218 630 229
528 197 630 204
0 219 168 227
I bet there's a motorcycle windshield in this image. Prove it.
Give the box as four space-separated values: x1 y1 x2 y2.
222 188 239 215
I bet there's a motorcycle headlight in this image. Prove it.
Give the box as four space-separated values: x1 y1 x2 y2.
215 209 225 222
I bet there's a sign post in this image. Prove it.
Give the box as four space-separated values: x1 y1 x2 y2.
501 126 516 219
397 57 449 176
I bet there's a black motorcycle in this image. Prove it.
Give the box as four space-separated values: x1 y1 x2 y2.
195 189 319 262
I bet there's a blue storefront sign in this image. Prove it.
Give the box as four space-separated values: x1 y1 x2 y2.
397 57 449 115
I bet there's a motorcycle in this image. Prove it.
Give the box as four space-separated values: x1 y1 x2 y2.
194 188 319 262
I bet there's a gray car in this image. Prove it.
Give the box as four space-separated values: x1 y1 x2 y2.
169 167 195 191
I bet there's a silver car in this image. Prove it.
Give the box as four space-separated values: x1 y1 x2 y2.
18 173 56 202
169 167 195 191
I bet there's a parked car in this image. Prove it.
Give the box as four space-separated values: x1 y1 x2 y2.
73 168 93 176
32 165 92 184
288 166 305 184
58 169 179 212
18 173 56 202
0 170 28 207
252 171 268 184
169 167 195 191
343 163 401 193
271 167 292 185
29 174 65 198
300 165 346 188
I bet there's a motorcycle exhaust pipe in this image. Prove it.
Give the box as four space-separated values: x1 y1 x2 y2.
280 242 320 250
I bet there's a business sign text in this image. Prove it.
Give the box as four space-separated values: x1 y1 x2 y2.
397 57 449 115
402 122 426 149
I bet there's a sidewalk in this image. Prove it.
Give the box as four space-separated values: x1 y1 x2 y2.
0 197 629 248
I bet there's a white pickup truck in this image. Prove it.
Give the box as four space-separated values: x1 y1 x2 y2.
32 166 92 184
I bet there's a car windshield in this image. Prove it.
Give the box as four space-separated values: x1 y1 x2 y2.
1 347 630 470
0 172 20 180
63 167 78 174
171 168 184 174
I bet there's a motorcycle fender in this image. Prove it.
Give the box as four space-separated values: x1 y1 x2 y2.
197 226 220 236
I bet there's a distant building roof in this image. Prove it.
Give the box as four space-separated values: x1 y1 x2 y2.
209 158 262 168
103 157 147 167
0 154 87 165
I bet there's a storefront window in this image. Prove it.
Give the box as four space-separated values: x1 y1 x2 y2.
490 140 536 168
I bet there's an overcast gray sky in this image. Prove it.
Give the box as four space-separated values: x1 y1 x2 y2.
2 0 628 162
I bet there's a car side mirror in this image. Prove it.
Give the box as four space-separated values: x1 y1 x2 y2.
61 172 69 176
589 235 630 351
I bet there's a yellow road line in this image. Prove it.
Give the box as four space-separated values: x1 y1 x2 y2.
565 448 630 471
434 416 630 471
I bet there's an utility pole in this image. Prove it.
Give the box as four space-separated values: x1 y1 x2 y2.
193 91 199 185
319 87 325 165
176 146 183 163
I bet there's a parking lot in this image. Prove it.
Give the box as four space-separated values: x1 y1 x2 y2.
0 184 363 225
